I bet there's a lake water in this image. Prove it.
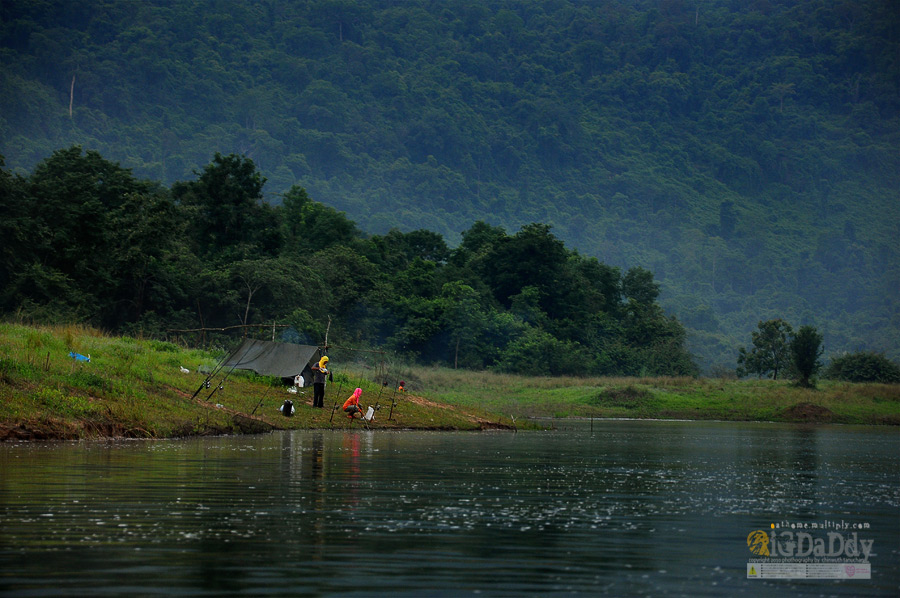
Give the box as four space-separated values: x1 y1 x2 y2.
1 420 898 597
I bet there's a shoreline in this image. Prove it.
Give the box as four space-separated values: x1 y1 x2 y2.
2 323 898 443
4 408 897 444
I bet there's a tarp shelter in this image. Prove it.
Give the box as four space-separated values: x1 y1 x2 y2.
223 338 321 384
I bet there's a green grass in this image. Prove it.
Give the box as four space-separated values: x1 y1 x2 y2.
1 323 897 441
411 366 900 425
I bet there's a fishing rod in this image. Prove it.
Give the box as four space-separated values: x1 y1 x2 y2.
329 378 345 425
190 348 232 401
387 371 401 420
203 339 256 403
250 384 273 416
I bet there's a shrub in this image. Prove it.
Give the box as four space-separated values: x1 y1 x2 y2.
824 352 900 383
149 340 180 353
70 370 111 392
32 387 94 417
589 386 654 409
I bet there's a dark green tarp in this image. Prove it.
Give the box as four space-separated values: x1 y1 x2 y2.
223 338 320 378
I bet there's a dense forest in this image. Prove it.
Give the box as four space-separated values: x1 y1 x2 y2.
0 148 698 376
1 0 898 371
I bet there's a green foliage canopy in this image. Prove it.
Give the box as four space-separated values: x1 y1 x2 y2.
1 149 698 377
736 318 794 380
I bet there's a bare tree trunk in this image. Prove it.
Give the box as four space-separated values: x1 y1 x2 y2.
241 279 258 337
69 75 75 117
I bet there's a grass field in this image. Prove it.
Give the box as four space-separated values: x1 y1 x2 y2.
1 323 897 441
398 364 900 425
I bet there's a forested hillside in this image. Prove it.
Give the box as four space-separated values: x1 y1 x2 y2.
1 0 898 370
0 148 698 376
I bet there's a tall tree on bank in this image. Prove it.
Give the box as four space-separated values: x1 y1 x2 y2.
737 319 795 380
791 325 824 388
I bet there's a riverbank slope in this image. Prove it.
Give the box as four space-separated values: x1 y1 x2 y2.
1 324 897 441
0 323 514 440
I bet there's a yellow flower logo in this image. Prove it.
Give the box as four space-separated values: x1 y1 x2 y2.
747 530 770 556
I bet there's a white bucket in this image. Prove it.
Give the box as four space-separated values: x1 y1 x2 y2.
364 406 374 421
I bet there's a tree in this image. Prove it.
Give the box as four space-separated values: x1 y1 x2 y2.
440 281 488 369
769 82 796 113
790 325 823 388
719 200 737 239
280 185 360 256
172 153 280 261
479 223 570 311
494 327 593 376
108 190 189 328
736 319 794 379
622 266 660 305
0 156 29 301
13 146 157 324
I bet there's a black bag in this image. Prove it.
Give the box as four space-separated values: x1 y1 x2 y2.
281 399 294 417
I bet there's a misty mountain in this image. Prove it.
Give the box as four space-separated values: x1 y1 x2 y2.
1 0 898 370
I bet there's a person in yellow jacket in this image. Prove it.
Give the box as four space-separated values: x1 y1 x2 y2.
311 356 328 408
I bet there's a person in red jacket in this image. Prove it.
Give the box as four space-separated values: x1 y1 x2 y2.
343 388 364 419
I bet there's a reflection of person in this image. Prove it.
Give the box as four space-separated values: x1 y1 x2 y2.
342 388 364 419
311 356 328 408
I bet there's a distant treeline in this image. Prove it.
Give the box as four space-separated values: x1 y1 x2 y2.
0 148 697 376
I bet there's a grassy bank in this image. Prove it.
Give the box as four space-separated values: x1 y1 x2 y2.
410 367 900 425
1 323 898 441
0 323 511 441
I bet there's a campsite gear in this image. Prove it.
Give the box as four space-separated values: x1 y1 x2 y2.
222 338 320 380
388 377 400 420
217 338 323 405
204 340 258 403
251 386 272 416
190 350 232 401
69 352 90 362
329 378 344 424
280 399 294 417
365 406 374 421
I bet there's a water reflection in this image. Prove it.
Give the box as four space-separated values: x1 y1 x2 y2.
0 421 897 597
